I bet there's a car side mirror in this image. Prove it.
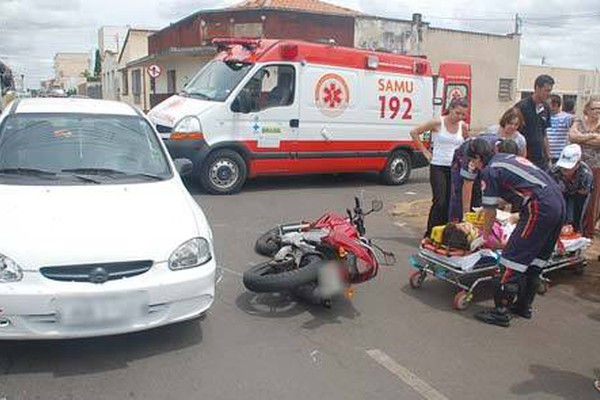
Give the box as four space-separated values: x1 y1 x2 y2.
173 158 193 177
372 199 383 212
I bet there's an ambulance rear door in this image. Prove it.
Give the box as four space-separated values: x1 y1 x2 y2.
438 62 472 124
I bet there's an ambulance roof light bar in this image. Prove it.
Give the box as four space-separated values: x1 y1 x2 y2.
366 55 379 70
212 38 261 51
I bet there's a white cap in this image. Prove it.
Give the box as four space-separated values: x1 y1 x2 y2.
556 144 582 169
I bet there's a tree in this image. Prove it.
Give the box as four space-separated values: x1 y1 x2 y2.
94 49 101 78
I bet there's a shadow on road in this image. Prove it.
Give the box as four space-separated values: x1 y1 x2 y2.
399 278 494 320
184 172 430 196
0 319 203 377
511 364 598 400
235 291 359 330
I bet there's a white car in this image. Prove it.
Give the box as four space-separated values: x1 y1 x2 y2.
0 98 216 339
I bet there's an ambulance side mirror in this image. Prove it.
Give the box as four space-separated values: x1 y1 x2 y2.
433 97 443 106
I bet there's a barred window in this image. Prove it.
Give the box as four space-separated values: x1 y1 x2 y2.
498 78 514 102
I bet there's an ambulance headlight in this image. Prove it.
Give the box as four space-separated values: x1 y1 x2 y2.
172 116 203 140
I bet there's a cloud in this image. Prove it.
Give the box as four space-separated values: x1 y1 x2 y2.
1 0 599 88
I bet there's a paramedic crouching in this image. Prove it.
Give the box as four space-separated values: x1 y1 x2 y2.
465 139 565 327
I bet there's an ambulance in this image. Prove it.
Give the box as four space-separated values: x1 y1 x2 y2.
148 38 471 194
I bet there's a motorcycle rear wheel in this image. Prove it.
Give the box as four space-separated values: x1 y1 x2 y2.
255 228 282 257
243 255 322 293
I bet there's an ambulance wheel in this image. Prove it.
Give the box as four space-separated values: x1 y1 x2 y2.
409 271 425 289
200 149 247 195
537 280 549 295
453 291 473 311
382 150 411 185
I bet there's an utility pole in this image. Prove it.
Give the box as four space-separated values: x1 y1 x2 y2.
514 13 521 35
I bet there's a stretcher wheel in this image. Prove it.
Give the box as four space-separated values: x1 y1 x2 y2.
409 271 425 289
573 261 586 276
453 291 473 311
537 281 549 295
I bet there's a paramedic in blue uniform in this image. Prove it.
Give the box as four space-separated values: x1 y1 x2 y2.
465 139 565 327
448 135 519 222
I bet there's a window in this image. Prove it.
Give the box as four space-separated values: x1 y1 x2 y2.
0 114 172 184
132 69 141 104
444 83 468 110
167 70 177 93
122 70 128 95
183 60 252 102
233 65 295 113
498 78 514 101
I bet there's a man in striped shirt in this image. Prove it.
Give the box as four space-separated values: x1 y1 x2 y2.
548 95 573 164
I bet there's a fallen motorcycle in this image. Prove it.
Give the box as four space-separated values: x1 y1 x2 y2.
243 197 395 307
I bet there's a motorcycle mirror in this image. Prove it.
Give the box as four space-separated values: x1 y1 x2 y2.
372 199 383 212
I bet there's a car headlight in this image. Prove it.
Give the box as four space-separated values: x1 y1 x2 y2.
169 238 212 270
172 116 203 140
0 254 23 283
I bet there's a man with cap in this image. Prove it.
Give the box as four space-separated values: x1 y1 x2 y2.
465 139 565 327
550 144 593 233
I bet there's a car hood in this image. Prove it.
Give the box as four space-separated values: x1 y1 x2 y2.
0 181 210 270
147 94 218 128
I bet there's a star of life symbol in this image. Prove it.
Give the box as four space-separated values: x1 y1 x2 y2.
315 73 349 118
252 115 260 134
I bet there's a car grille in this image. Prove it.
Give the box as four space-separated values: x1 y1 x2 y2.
40 260 153 283
156 124 173 134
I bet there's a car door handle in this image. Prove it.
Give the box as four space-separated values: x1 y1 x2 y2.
290 119 299 128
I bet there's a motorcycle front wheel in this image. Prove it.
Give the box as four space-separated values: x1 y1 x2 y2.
243 255 322 293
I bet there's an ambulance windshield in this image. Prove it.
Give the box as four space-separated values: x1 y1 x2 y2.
181 60 253 102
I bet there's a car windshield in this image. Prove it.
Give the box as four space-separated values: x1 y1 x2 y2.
181 60 253 102
0 113 172 185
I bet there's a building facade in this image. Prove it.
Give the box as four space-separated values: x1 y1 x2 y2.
118 29 157 112
518 65 600 113
133 0 523 129
132 0 358 109
53 53 90 92
355 15 521 130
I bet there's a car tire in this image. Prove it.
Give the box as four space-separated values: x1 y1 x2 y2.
381 150 412 185
243 255 322 293
200 149 247 195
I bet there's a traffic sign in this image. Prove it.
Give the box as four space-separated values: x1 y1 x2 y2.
147 64 162 79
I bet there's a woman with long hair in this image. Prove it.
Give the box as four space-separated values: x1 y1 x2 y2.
569 96 600 238
410 97 469 237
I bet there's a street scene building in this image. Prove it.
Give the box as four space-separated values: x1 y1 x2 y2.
53 53 91 93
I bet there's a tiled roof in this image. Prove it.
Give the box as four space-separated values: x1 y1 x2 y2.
230 0 362 16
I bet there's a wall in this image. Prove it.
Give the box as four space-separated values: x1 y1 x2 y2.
148 10 355 55
355 18 414 54
421 28 521 130
54 53 90 91
119 30 156 112
101 51 120 100
152 55 214 94
518 65 600 113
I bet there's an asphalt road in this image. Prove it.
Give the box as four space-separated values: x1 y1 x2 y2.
1 169 599 400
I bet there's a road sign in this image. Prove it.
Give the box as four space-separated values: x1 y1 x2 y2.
147 64 162 79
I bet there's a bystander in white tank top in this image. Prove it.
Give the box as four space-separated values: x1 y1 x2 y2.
430 116 465 167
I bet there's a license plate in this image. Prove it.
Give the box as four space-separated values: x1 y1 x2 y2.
56 292 148 326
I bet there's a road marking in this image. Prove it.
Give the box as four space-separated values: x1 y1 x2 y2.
219 266 243 277
366 349 449 400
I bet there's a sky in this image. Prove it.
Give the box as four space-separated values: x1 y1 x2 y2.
1 0 599 88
